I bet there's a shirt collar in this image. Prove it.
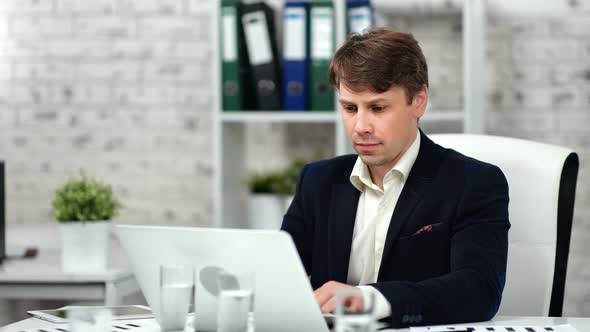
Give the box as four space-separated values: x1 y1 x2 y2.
350 130 421 192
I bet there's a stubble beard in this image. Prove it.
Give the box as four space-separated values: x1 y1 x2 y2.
361 156 389 167
357 151 390 167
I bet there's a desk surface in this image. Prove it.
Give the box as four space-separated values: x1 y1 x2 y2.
3 315 590 331
1 223 133 280
0 223 138 305
0 247 132 283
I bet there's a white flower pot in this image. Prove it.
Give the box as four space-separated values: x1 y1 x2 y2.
249 194 290 229
59 221 111 273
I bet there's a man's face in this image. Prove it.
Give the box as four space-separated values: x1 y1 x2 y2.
339 84 428 174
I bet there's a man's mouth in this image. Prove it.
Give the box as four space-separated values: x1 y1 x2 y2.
355 143 380 152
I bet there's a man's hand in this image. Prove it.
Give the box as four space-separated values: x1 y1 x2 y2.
314 280 364 313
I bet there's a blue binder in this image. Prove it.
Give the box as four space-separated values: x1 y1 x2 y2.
347 0 373 35
282 1 309 111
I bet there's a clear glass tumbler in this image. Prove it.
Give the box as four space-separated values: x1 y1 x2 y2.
159 264 194 332
216 271 255 332
334 288 376 332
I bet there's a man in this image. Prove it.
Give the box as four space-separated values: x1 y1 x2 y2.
281 28 510 328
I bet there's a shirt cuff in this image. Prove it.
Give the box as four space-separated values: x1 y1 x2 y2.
356 285 392 320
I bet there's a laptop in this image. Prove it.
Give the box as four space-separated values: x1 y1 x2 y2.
115 225 330 332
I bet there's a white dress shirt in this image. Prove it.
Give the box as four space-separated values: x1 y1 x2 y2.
347 131 421 319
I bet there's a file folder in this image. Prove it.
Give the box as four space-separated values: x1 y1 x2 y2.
220 0 255 111
347 0 373 35
242 2 282 111
309 1 335 112
282 1 309 111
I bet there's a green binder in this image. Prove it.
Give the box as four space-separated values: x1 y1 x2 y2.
221 1 254 111
309 1 335 112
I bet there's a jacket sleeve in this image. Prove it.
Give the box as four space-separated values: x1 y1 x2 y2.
371 164 510 328
280 164 314 274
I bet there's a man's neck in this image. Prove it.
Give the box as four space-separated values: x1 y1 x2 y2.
368 164 390 190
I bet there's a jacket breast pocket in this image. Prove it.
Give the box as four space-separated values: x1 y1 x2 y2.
400 221 446 240
385 222 451 281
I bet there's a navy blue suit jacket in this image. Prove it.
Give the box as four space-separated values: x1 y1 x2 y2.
281 131 510 328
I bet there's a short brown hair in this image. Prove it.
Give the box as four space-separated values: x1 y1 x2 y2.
328 28 429 105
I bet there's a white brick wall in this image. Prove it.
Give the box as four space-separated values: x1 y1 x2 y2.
0 0 214 235
10 17 73 37
73 17 136 37
0 0 54 13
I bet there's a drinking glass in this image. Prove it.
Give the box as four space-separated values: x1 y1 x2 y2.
216 271 255 332
159 264 194 332
334 288 376 332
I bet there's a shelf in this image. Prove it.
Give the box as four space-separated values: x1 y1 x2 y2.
220 111 338 123
220 110 462 124
216 106 464 128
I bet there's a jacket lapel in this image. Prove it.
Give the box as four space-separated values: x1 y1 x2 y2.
377 131 443 280
328 178 360 283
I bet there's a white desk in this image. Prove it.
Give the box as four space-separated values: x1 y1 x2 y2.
0 223 139 306
2 316 590 331
393 316 590 331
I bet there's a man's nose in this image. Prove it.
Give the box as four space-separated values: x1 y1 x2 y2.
354 109 373 134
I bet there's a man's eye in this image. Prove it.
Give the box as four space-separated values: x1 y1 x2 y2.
343 105 357 112
373 106 385 112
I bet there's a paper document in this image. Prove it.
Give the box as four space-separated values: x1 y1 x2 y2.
18 319 162 332
410 324 579 332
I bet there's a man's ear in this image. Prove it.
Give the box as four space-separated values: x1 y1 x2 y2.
411 86 429 118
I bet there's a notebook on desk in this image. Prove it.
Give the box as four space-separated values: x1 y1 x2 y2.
115 225 330 332
410 324 580 332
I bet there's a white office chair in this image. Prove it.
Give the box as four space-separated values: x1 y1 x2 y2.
429 134 579 317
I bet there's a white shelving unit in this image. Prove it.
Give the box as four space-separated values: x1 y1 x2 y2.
212 0 486 228
221 112 338 123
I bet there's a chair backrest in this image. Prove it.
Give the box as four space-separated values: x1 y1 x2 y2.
429 134 579 317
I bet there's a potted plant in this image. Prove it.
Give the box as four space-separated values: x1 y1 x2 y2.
52 171 121 273
247 160 305 229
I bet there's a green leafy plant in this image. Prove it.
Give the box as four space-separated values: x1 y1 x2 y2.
248 159 306 195
52 171 121 223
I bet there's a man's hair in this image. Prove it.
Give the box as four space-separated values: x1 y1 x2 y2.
328 28 429 105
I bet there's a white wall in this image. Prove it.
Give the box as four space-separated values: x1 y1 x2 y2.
0 0 215 227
